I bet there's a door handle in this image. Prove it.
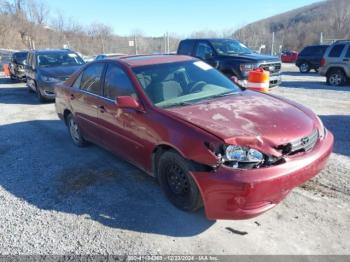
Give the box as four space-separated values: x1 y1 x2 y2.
98 105 106 113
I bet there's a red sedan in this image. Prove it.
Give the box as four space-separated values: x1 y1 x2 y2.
281 51 299 63
55 55 333 220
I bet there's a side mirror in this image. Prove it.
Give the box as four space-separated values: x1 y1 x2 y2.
115 96 143 111
230 75 239 84
204 53 213 60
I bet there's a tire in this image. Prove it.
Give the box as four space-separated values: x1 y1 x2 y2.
66 113 87 147
299 62 310 73
35 84 47 103
26 79 34 93
157 151 203 212
314 67 319 73
327 69 346 86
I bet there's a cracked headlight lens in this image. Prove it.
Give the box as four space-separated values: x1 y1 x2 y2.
225 145 264 163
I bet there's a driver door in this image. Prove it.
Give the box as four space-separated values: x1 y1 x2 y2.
96 63 150 167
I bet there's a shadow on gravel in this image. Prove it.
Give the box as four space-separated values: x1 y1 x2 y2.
0 120 214 237
280 81 350 92
282 71 319 76
320 115 350 157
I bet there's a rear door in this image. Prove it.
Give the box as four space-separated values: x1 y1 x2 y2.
69 62 106 144
343 45 350 76
327 44 346 67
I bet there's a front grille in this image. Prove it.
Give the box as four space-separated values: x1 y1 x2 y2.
277 129 319 155
260 62 281 74
57 76 69 82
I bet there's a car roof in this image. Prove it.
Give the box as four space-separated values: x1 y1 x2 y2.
115 54 196 67
181 38 235 42
30 49 75 54
304 45 329 48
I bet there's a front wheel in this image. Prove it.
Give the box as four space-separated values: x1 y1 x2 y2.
158 151 203 212
327 70 346 86
66 114 87 147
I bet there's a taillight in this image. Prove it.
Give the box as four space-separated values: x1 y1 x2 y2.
320 58 326 67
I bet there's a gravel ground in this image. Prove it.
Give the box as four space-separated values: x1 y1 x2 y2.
0 64 349 255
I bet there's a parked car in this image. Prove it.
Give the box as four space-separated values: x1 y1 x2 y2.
177 38 282 87
26 49 85 102
295 45 329 73
55 55 333 220
95 53 125 60
319 40 350 86
281 50 298 63
9 51 28 81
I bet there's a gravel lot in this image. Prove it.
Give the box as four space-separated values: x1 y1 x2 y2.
0 63 349 255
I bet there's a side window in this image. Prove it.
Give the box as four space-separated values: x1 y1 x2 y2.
301 47 311 56
80 63 105 95
178 41 194 55
103 64 135 100
72 73 82 89
195 42 214 60
329 44 345 58
345 46 350 58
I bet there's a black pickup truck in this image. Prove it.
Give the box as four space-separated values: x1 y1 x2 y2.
177 39 282 87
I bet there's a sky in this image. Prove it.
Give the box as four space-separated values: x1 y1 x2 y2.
47 0 321 37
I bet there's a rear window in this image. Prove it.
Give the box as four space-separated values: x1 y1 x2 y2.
178 40 195 55
300 46 327 56
13 52 27 63
329 44 345 58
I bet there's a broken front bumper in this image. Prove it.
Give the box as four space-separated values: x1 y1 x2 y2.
191 130 334 220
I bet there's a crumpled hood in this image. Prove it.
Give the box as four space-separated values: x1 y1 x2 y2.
166 91 316 150
38 65 82 78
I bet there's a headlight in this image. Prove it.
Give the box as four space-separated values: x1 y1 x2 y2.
224 145 264 168
41 75 60 83
316 115 326 140
240 63 259 72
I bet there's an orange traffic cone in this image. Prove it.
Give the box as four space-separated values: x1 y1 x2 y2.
247 68 270 93
2 64 10 77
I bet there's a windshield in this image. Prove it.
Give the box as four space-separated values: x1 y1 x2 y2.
13 52 27 64
210 39 253 55
37 52 85 67
132 60 241 108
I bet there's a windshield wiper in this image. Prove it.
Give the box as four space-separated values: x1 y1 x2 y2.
207 91 237 99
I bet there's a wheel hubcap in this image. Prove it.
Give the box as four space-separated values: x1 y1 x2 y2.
300 64 309 72
329 74 342 85
167 164 189 195
69 118 80 142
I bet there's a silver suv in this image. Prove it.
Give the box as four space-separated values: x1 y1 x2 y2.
320 40 350 86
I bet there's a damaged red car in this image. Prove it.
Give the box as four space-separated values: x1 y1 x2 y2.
55 55 334 220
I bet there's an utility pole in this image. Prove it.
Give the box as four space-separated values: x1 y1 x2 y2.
167 32 170 54
134 35 138 55
271 32 275 56
320 32 324 44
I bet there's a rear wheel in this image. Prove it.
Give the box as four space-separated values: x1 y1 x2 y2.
158 151 203 212
327 69 346 86
66 114 87 147
299 62 310 73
